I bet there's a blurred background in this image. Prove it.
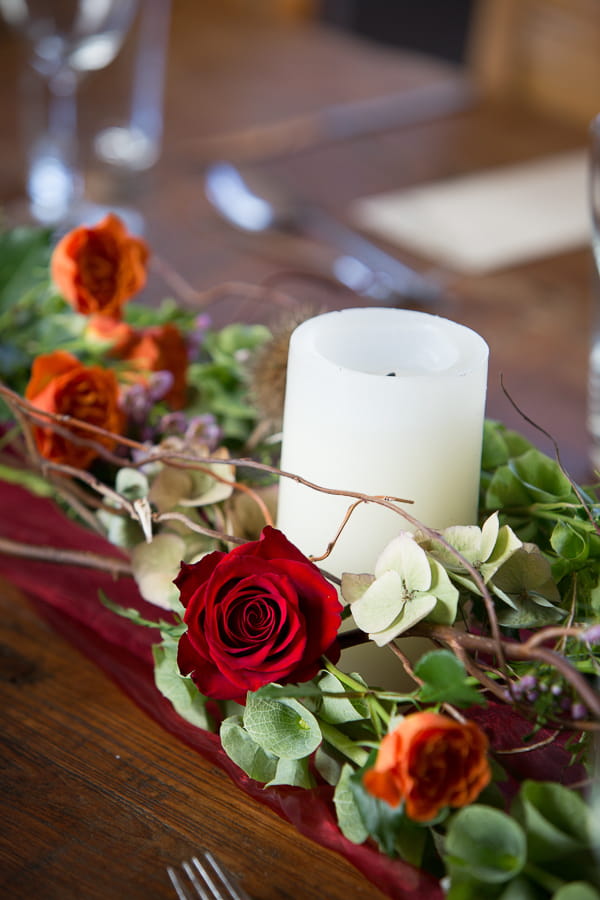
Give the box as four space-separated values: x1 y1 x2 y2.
0 0 600 477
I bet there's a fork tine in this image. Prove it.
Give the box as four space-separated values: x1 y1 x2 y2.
199 851 251 900
167 864 196 900
167 852 250 900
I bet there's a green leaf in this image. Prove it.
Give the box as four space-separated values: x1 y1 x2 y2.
414 650 485 707
266 756 314 789
98 590 184 637
552 884 600 900
220 715 278 783
153 641 212 730
551 522 589 562
317 670 369 724
512 781 591 863
510 450 574 503
334 764 369 844
315 744 342 786
348 762 410 857
0 463 57 497
445 805 527 884
497 876 545 900
486 465 533 509
243 690 322 760
496 597 565 628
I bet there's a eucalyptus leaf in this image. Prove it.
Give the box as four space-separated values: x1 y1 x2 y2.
348 763 411 857
552 884 600 900
315 744 343 786
220 715 278 783
317 670 369 724
266 756 314 789
153 641 212 730
445 806 527 884
497 876 545 900
334 764 369 844
512 781 591 863
243 691 322 760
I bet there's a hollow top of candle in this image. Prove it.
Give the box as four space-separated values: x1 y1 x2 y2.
291 308 488 378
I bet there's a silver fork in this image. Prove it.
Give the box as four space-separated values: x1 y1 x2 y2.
167 851 251 900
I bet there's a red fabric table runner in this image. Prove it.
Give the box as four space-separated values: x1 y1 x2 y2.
0 481 580 899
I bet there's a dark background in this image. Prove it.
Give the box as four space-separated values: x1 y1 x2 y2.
320 0 475 63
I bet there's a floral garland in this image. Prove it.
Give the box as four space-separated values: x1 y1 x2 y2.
1 215 599 899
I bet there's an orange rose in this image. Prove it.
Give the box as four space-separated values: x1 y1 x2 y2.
86 315 138 356
120 323 188 410
363 711 490 822
25 350 124 469
51 213 149 318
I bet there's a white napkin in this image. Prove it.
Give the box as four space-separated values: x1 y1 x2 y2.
352 150 589 274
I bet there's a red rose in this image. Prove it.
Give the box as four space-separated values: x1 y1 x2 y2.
363 711 491 822
175 526 341 702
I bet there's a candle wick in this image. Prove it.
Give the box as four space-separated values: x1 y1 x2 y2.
386 372 396 377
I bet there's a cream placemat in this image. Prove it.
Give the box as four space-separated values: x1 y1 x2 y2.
352 150 589 274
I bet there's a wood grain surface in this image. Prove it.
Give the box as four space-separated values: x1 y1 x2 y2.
0 3 596 897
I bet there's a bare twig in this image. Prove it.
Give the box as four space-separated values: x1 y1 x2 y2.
0 535 132 577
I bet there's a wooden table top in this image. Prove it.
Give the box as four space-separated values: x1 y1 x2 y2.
0 5 596 898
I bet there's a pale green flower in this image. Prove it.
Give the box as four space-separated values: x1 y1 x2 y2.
342 532 459 647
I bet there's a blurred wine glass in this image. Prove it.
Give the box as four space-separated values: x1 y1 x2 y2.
0 0 138 225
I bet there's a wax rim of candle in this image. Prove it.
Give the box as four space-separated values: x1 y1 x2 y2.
290 308 489 379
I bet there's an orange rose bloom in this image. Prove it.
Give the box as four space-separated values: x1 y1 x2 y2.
51 213 149 319
363 712 490 822
120 323 189 410
86 315 138 355
25 350 124 469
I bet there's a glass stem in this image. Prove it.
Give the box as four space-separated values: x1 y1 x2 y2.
27 66 82 224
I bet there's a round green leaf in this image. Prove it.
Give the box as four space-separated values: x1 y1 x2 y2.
553 884 600 900
445 806 527 884
220 715 278 783
243 692 322 760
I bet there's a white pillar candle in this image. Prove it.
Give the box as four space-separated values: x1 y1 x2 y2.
276 308 489 685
